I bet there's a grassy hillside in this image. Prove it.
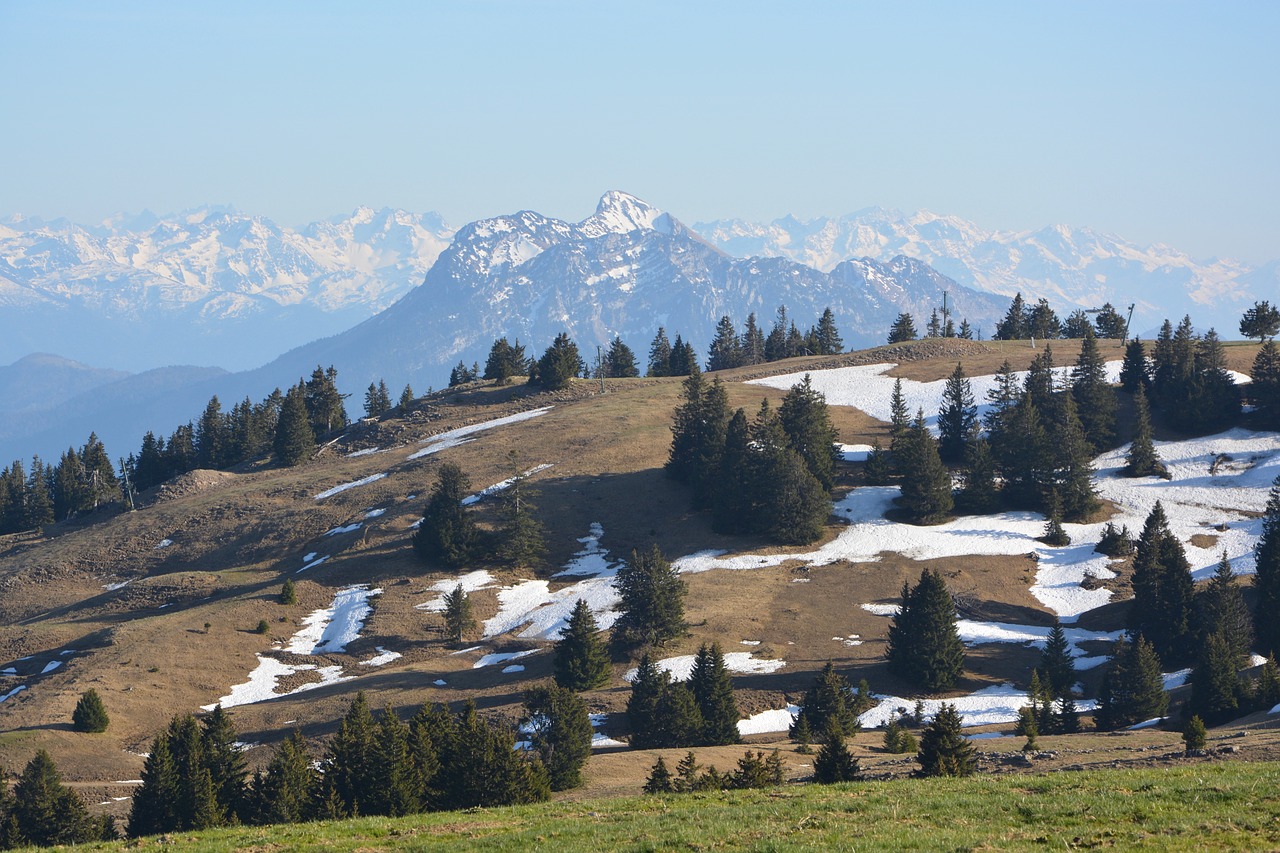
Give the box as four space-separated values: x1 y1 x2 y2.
45 761 1280 851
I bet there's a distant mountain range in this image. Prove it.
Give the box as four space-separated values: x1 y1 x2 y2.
2 191 1274 465
0 206 455 371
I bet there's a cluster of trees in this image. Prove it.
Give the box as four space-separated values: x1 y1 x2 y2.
706 306 843 372
645 329 699 378
667 371 838 544
887 309 977 343
643 749 785 793
1130 317 1241 435
626 644 741 749
0 433 117 533
994 294 1128 342
412 457 547 572
788 663 874 748
125 693 587 839
0 751 115 848
362 379 413 418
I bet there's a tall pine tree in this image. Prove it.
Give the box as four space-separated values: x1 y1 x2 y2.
887 569 965 691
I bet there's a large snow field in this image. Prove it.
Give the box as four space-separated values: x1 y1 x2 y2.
858 683 1099 729
737 704 801 737
284 585 382 655
749 361 1123 434
461 463 555 506
202 655 352 710
314 473 387 500
481 524 623 640
406 407 553 461
623 652 786 683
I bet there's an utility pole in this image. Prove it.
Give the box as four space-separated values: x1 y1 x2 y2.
119 457 136 511
597 345 605 394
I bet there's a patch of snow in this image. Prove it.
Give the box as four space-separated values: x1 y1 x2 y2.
450 645 484 655
0 685 26 704
406 407 553 460
103 580 131 591
155 539 173 549
303 552 318 562
1250 654 1269 668
346 447 383 458
861 603 901 616
592 733 627 748
40 661 61 674
838 443 874 462
417 570 496 611
954 620 1122 655
1162 669 1192 690
202 656 354 711
364 508 386 518
358 647 402 667
0 668 15 675
740 640 761 646
967 732 1010 740
324 522 363 536
433 679 447 686
858 683 1098 729
833 635 863 647
737 704 800 736
461 463 555 506
1129 717 1163 730
314 472 387 500
114 780 144 785
624 652 785 682
285 585 382 655
501 664 526 674
554 522 620 577
297 554 329 573
791 577 810 583
473 649 539 669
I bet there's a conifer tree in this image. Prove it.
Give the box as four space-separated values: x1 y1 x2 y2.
673 751 704 793
279 577 297 605
496 451 547 569
626 653 669 749
613 545 686 649
1255 477 1280 658
712 408 756 532
643 756 675 793
1123 384 1167 477
1119 339 1149 392
368 707 417 817
888 312 917 344
668 335 697 376
553 598 611 691
412 462 478 568
749 400 830 544
647 328 673 377
521 685 594 791
926 308 942 338
1251 338 1280 430
1046 392 1099 521
1196 552 1253 667
883 716 918 753
603 336 640 378
1183 715 1208 753
1189 630 1243 725
764 306 791 361
399 383 415 409
707 315 743 371
408 703 451 810
791 662 861 740
740 313 766 365
896 410 953 523
484 337 527 384
957 438 999 514
1094 636 1168 730
995 293 1028 340
862 439 894 487
529 332 582 390
689 643 741 745
249 729 314 825
273 385 315 466
1037 623 1078 699
321 692 377 818
814 307 844 354
1063 309 1092 338
779 374 839 491
1240 300 1280 342
937 363 977 464
10 750 95 847
654 683 704 747
887 569 965 691
128 732 180 836
364 380 393 416
813 721 861 783
889 378 910 441
1071 328 1117 450
1257 656 1280 710
303 366 348 435
201 705 247 824
1027 298 1061 340
916 703 976 776
195 396 228 470
667 371 730 508
442 584 475 644
167 714 219 830
71 688 109 733
1128 502 1195 666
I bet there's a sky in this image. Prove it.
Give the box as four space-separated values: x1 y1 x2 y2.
2 1 1278 263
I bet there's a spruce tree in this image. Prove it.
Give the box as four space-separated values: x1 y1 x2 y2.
647 328 673 377
321 693 377 817
1128 502 1196 667
399 384 415 409
813 721 861 783
1258 656 1280 710
553 598 611 691
1188 630 1242 725
957 438 999 514
995 293 1028 340
792 662 861 739
521 685 593 791
484 337 527 384
273 384 315 467
412 462 478 568
916 703 976 776
896 410 953 523
496 451 547 569
689 643 741 745
643 756 675 793
1196 552 1253 667
128 732 180 836
530 332 582 390
250 729 314 825
604 336 640 378
1027 298 1061 340
1119 339 1149 392
408 703 451 810
740 313 766 365
889 378 910 441
862 439 894 487
654 683 704 747
367 707 417 816
442 584 475 644
71 688 109 733
1045 392 1099 521
1251 338 1280 430
1094 636 1168 730
10 750 95 847
613 545 686 649
779 374 840 491
937 363 977 464
201 704 247 824
887 569 965 691
815 307 843 354
707 315 743 371
1037 623 1078 699
712 409 756 533
669 335 697 376
1072 328 1117 450
279 577 297 605
750 400 830 544
888 312 917 344
1123 384 1167 477
1255 477 1280 658
626 653 669 749
1184 715 1208 753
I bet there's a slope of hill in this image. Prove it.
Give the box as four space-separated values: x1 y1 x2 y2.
693 209 1267 336
1 339 1275 832
0 207 455 371
0 353 128 416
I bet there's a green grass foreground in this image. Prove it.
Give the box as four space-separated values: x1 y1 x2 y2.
69 762 1280 851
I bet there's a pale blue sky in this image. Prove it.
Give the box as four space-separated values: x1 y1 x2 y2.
2 1 1277 262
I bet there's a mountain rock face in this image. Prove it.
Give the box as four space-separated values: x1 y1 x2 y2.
693 209 1262 336
0 207 455 371
256 192 1003 394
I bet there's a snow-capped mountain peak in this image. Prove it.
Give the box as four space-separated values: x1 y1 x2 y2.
579 190 673 237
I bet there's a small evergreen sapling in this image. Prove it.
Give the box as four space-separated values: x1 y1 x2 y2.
1183 715 1207 753
813 722 861 783
278 577 297 605
71 689 109 733
915 703 976 777
643 756 675 794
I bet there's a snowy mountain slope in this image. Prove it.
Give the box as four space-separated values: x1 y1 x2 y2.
692 209 1265 335
250 192 1004 395
0 207 455 371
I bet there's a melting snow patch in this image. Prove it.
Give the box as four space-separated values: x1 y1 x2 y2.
103 580 131 591
285 585 382 655
861 603 901 616
202 656 353 710
473 650 539 669
433 679 447 686
838 444 874 462
740 640 761 646
0 685 26 704
297 555 329 574
358 647 402 667
0 668 15 675
1251 654 1269 668
364 508 386 518
858 683 1098 729
461 464 555 506
155 539 173 549
1162 669 1192 690
833 635 863 647
417 570 496 611
324 522 363 536
624 653 785 682
303 552 318 562
406 408 553 460
554 523 620 577
484 567 621 641
346 447 383 458
314 473 387 500
1129 717 1163 730
501 665 525 674
737 704 800 737
40 661 61 674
